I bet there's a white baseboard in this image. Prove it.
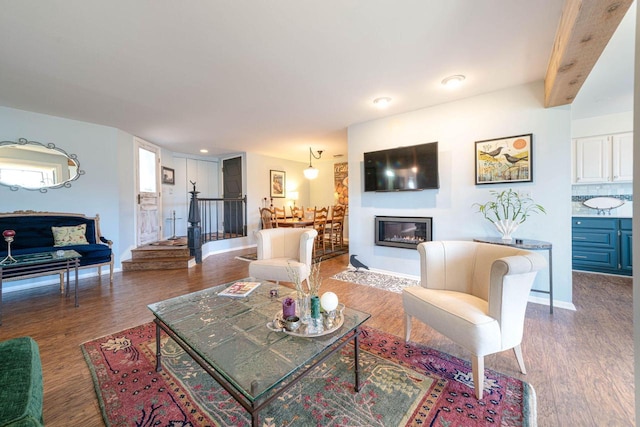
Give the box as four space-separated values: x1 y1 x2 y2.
528 295 576 311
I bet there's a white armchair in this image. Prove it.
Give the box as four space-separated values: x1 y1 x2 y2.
249 228 317 286
403 240 547 399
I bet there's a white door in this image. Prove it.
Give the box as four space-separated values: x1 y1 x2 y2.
136 138 161 246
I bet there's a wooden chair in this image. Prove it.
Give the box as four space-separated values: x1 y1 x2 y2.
311 206 329 253
290 205 304 220
326 205 345 251
259 207 276 229
273 206 287 223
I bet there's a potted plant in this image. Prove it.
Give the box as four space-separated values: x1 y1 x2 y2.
473 188 546 241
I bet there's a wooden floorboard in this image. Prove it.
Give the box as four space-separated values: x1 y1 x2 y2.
0 249 633 426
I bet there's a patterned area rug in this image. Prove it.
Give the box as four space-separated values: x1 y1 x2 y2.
82 322 535 426
331 270 419 293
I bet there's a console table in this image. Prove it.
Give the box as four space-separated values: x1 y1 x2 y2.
0 250 81 325
474 237 553 314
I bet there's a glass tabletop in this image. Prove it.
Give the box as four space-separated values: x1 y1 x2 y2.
0 249 82 267
148 278 371 402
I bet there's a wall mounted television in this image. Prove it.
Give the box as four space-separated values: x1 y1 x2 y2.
364 141 439 191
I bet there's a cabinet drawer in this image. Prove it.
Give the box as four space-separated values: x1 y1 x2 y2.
620 218 632 231
572 248 618 269
572 217 618 229
572 229 617 248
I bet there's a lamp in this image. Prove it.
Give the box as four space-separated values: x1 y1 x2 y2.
304 147 323 180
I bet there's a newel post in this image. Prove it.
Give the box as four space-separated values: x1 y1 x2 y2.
187 181 202 263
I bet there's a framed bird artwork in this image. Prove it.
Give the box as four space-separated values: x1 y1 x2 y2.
475 134 533 185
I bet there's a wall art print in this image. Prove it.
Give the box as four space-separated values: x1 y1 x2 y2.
475 134 532 185
270 170 285 198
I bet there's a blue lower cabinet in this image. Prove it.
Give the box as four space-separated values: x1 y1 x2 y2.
572 217 632 276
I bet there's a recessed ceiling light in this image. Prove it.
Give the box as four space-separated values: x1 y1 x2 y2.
200 149 209 153
373 97 392 108
441 75 466 89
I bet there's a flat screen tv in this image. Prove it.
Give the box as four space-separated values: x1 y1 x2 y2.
364 141 439 191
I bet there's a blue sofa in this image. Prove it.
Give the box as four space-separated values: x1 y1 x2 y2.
0 211 113 285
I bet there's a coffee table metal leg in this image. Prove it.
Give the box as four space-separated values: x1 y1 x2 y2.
354 327 361 391
155 320 162 372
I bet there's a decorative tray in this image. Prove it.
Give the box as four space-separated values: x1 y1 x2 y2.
266 310 344 337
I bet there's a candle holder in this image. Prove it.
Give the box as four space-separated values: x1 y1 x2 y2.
1 230 17 264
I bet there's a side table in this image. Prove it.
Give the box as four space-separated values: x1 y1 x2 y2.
474 237 553 314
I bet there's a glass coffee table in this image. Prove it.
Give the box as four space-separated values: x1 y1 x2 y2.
148 278 371 427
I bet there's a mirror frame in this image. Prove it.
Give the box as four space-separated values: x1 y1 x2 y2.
0 138 85 192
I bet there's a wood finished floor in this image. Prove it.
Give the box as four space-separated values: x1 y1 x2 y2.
0 249 633 426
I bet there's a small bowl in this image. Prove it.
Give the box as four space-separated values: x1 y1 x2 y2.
284 315 301 332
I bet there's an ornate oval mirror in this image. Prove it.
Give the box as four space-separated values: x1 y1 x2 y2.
0 138 85 192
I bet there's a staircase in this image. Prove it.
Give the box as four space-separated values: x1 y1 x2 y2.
122 239 196 271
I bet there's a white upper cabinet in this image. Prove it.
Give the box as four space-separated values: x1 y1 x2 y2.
611 132 633 182
573 132 633 184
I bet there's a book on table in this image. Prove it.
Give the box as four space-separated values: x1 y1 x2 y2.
218 281 261 298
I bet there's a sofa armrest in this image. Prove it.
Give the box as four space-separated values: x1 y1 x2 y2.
99 236 113 247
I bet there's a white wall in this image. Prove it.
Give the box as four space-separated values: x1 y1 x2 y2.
348 81 574 306
572 111 633 137
245 151 309 235
0 106 138 290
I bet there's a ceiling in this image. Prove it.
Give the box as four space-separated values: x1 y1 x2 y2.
0 1 618 163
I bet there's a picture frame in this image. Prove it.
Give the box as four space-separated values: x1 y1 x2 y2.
161 166 175 185
270 170 285 198
475 134 532 185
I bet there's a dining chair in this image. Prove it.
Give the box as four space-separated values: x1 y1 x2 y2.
290 205 304 220
273 206 287 223
259 207 276 229
311 206 329 253
326 205 345 251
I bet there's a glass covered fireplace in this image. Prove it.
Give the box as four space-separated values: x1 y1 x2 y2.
375 216 433 249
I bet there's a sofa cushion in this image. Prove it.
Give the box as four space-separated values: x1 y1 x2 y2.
0 336 44 427
51 224 89 247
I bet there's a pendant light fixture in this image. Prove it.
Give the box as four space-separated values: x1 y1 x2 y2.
304 147 323 179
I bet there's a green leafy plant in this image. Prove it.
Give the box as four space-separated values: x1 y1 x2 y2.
473 188 546 225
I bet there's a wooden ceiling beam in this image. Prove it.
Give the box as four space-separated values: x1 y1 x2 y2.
544 0 633 108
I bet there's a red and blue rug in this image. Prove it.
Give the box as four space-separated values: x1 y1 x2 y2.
81 322 535 426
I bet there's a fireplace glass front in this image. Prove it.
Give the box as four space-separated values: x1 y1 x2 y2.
375 216 433 249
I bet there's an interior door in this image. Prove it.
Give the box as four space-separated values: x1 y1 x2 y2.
223 157 243 235
136 138 161 246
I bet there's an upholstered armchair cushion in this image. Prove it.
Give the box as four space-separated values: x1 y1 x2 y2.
249 228 317 285
403 240 546 399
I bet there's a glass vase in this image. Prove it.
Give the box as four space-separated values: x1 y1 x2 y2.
297 292 311 324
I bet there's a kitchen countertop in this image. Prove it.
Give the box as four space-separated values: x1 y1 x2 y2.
572 214 632 218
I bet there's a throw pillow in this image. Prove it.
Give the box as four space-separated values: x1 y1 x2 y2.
52 224 89 246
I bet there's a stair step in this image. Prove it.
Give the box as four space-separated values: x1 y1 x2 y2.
122 256 196 271
131 246 190 260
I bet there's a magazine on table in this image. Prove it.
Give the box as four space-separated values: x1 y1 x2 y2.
218 281 262 298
